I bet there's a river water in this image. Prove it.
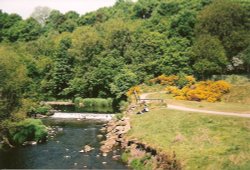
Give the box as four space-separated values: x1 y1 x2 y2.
0 118 128 169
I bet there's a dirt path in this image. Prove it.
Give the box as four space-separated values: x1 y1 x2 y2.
140 92 250 118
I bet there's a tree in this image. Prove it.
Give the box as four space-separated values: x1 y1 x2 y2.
195 0 250 58
133 0 159 19
44 10 65 32
45 37 73 98
170 10 196 39
0 46 28 117
191 35 228 79
160 37 193 76
65 11 79 20
0 11 22 41
6 18 42 42
31 6 51 26
110 69 139 100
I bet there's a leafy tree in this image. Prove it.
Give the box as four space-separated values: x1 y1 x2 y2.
6 18 42 42
44 37 73 98
110 69 139 100
0 47 28 117
31 6 52 25
170 10 196 39
133 0 159 19
44 10 65 32
195 0 250 58
191 35 228 79
0 11 22 41
157 1 180 16
58 19 77 33
65 11 79 20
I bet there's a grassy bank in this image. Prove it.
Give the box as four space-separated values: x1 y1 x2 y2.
148 92 250 113
127 109 250 169
140 82 250 113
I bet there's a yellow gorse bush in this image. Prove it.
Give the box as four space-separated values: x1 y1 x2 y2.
165 79 231 102
126 86 141 97
150 75 196 86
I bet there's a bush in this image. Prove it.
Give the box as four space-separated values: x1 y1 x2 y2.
150 74 196 87
114 113 124 120
10 119 47 145
119 100 129 112
34 105 52 115
126 86 141 97
74 98 113 108
166 80 231 102
74 97 114 113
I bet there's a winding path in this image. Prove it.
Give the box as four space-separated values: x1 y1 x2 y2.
140 92 250 118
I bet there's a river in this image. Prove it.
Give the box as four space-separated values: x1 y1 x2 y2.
0 118 128 169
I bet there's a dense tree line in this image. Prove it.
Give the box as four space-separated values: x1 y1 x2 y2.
0 0 249 125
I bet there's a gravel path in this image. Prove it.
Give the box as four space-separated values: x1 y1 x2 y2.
140 92 250 118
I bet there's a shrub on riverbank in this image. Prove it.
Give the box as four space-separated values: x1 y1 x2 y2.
10 119 47 145
74 97 113 107
74 97 114 113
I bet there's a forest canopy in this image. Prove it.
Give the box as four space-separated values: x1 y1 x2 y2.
0 0 249 116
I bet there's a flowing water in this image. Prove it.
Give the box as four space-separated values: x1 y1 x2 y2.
0 118 128 169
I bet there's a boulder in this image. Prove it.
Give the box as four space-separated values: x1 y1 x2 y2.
97 134 103 139
83 145 94 152
112 155 121 160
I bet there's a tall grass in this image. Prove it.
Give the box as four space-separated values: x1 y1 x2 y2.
74 97 114 113
212 74 250 85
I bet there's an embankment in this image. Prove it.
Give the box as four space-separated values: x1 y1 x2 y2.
100 116 181 169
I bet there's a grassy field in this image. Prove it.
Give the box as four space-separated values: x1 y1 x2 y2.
223 85 250 104
148 93 250 114
140 82 250 114
127 109 250 170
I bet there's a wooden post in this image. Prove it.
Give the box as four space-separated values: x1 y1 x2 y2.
133 90 139 103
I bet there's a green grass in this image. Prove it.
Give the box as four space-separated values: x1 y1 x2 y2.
223 85 250 104
127 109 250 170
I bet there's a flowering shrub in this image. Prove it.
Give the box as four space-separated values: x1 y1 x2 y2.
126 86 141 97
166 80 231 102
150 75 196 87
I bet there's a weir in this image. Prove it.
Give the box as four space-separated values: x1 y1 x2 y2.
51 112 114 121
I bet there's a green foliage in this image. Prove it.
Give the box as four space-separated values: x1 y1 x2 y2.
191 34 228 78
43 37 73 98
195 0 250 60
119 100 130 112
10 119 47 145
130 158 145 170
74 97 114 113
110 69 139 99
121 151 130 163
81 98 113 108
0 0 250 116
32 105 52 115
6 18 42 42
0 46 28 117
114 113 124 120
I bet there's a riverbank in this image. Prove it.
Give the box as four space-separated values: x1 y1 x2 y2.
100 91 250 169
126 108 250 169
0 118 128 169
100 113 180 169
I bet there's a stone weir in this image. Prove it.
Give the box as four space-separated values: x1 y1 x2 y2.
51 112 114 121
